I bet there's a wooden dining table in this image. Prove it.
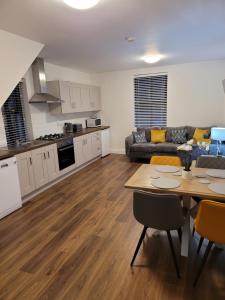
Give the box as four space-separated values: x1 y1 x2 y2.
125 164 225 257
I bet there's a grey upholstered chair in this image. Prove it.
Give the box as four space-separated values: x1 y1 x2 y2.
131 190 186 278
196 155 225 169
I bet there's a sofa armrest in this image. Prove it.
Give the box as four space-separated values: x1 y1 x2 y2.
125 134 134 156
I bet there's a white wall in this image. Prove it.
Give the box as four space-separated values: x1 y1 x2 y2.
98 60 225 153
25 62 99 138
0 30 43 107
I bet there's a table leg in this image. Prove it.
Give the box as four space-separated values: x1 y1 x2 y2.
181 196 191 257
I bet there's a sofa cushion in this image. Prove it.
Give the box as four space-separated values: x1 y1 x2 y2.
171 128 187 144
137 127 161 142
154 143 180 153
151 129 166 143
166 126 187 142
130 143 156 153
132 131 147 143
186 126 211 140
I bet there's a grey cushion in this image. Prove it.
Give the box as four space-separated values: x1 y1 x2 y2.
171 128 187 144
154 143 179 153
132 131 147 143
166 126 187 142
130 143 156 153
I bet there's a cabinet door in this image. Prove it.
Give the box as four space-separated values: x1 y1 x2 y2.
16 151 35 197
46 144 59 181
70 83 81 112
32 147 49 189
91 132 102 157
81 86 90 111
74 136 84 167
59 81 72 113
90 86 101 111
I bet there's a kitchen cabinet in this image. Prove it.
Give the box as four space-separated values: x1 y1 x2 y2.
32 144 59 189
45 144 59 181
74 132 102 167
74 136 85 167
32 147 49 189
16 151 35 197
16 144 59 196
91 131 102 157
47 80 101 114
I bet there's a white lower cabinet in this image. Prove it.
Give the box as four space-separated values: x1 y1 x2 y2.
74 132 102 167
16 144 59 197
16 151 35 197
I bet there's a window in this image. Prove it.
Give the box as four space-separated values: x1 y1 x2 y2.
134 74 168 128
2 81 29 146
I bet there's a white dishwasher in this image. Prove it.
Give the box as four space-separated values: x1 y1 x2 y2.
0 156 22 219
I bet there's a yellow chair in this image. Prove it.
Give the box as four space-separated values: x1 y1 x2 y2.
150 155 182 167
193 200 225 286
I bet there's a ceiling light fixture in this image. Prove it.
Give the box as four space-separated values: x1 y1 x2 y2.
143 55 161 64
64 0 100 10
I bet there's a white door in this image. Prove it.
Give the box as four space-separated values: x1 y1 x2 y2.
81 85 90 111
90 86 101 111
16 151 35 197
60 81 72 113
101 129 110 157
46 144 59 181
86 133 94 160
74 136 84 167
70 83 81 112
0 157 22 219
91 132 102 157
32 147 49 189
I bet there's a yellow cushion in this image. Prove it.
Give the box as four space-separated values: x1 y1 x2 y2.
151 129 166 143
150 156 182 167
193 128 210 143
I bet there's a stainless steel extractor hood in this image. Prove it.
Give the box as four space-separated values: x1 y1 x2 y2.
29 57 62 103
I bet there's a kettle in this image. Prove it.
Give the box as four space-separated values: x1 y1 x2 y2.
64 122 73 133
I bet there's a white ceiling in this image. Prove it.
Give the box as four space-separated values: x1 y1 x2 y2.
1 0 225 72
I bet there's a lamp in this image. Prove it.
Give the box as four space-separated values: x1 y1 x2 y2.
211 127 225 156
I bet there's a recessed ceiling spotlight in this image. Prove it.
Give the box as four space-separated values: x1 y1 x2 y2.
64 0 100 10
125 36 135 43
143 55 161 63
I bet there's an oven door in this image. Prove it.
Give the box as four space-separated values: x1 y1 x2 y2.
57 144 75 171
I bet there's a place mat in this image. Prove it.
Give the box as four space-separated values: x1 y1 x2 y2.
208 183 225 195
151 178 181 189
206 169 225 179
155 165 180 173
197 179 210 184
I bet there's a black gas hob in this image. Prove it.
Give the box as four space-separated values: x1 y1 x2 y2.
37 133 65 141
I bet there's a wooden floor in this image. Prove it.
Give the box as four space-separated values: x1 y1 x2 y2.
0 154 224 300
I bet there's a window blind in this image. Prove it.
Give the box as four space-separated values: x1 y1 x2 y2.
1 81 30 146
134 74 168 128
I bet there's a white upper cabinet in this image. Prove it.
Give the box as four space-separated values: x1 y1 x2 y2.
47 80 101 114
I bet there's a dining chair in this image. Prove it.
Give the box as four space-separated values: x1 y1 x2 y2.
150 155 182 166
193 200 225 286
131 190 186 278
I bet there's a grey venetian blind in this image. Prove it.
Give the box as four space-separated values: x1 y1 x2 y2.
1 81 31 146
134 74 168 128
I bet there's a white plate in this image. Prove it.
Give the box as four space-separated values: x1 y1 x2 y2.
197 179 210 184
206 169 225 179
196 174 207 178
151 178 181 189
150 175 160 179
208 183 225 195
155 165 180 173
173 171 182 176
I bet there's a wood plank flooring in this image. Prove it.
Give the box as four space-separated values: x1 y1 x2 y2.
0 154 224 300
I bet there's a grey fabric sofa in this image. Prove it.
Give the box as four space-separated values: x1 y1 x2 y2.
125 126 212 162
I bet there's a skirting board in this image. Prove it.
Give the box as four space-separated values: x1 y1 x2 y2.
111 148 125 154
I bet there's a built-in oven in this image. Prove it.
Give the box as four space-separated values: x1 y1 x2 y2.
57 138 75 171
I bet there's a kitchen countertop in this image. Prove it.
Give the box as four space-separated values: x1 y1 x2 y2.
0 126 110 161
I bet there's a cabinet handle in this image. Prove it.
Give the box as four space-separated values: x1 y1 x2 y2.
44 153 46 160
48 151 50 159
29 157 32 165
1 163 8 168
